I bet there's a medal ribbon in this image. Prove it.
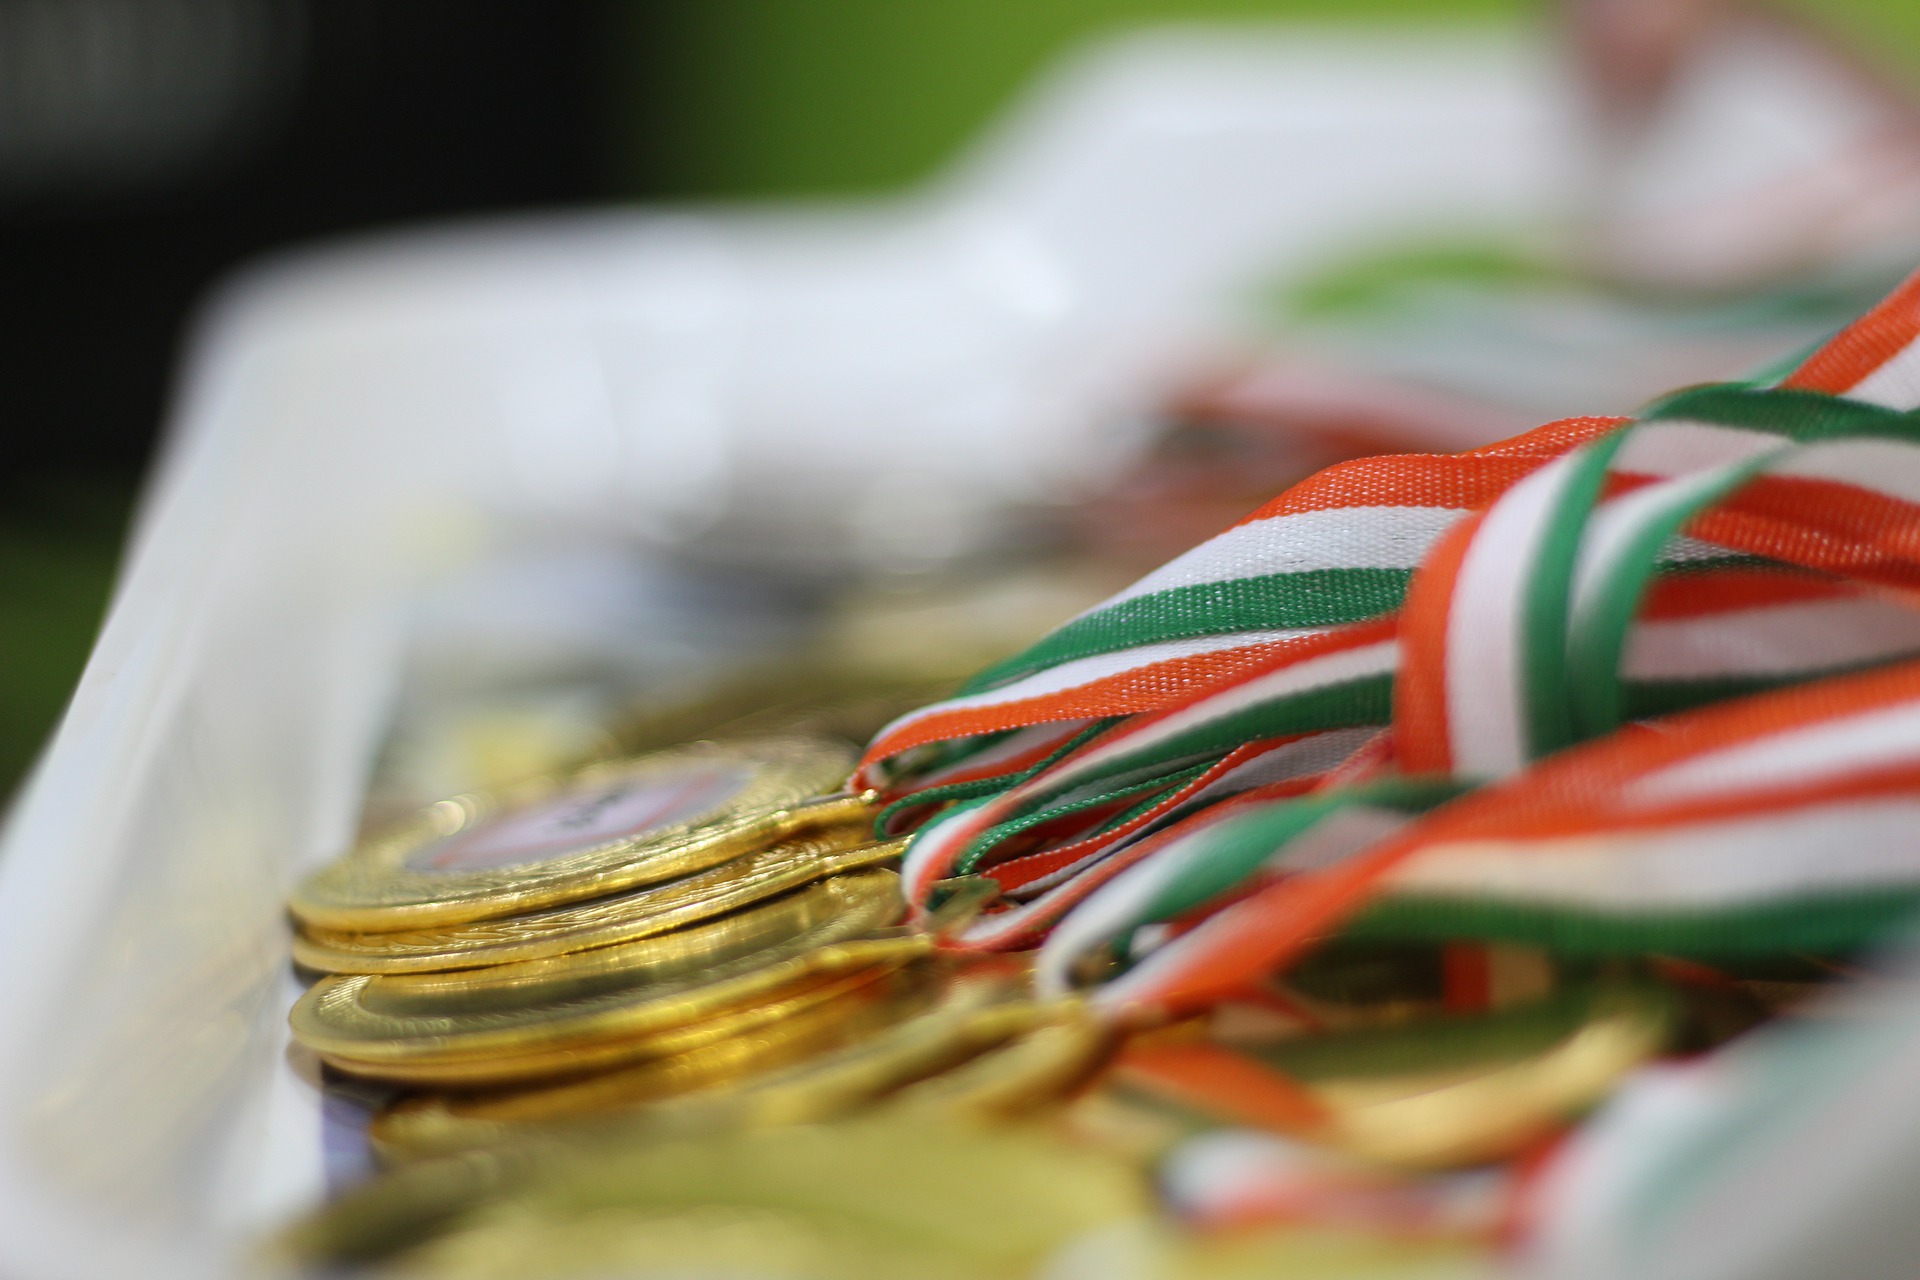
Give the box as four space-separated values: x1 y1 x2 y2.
863 268 1920 1019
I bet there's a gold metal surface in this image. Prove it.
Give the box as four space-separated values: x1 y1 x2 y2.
294 834 904 975
274 1112 1148 1277
1310 983 1673 1167
288 738 864 933
640 966 1070 1132
370 966 940 1155
1119 980 1674 1170
362 962 1072 1147
389 1115 1146 1280
331 964 920 1091
290 871 919 1068
888 1010 1116 1120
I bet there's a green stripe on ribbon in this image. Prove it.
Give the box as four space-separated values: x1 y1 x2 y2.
1343 890 1920 957
964 568 1410 693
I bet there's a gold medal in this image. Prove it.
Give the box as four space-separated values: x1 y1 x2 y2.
1299 981 1673 1167
626 964 1070 1133
293 833 905 975
275 1111 1147 1277
364 962 1069 1145
290 870 917 1072
289 737 865 933
887 1010 1115 1120
331 965 918 1092
370 966 940 1156
1114 979 1674 1169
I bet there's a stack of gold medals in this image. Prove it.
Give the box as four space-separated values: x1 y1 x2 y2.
273 690 1695 1280
266 562 1787 1279
278 702 1162 1279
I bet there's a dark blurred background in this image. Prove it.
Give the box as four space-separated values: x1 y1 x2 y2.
3 0 1918 795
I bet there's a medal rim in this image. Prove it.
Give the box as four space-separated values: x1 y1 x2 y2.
367 965 936 1146
292 834 905 975
290 872 920 1062
287 737 861 933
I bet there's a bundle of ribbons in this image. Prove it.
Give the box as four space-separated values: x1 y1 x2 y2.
857 268 1920 1044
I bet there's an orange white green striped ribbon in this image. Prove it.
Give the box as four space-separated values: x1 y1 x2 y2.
855 417 1626 791
1093 656 1920 1016
867 265 1920 1019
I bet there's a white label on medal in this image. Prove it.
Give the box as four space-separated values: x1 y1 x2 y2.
407 764 756 874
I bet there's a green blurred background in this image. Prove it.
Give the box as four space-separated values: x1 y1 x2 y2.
6 0 1920 797
612 0 1920 196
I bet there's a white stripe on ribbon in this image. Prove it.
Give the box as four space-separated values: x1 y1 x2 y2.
1768 437 1920 507
1614 423 1920 510
1844 331 1920 409
1631 694 1920 805
1623 596 1920 681
1383 798 1920 908
1088 506 1468 613
1612 420 1785 478
1445 453 1588 777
